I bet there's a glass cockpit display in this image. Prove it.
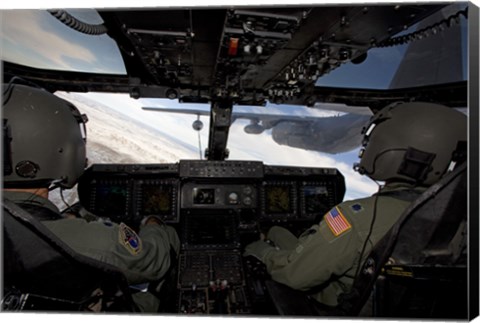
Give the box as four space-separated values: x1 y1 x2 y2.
184 213 238 248
137 180 178 222
193 188 215 205
141 185 173 215
94 182 128 216
303 185 329 215
265 185 293 215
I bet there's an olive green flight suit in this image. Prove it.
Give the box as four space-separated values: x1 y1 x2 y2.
4 191 180 312
244 183 424 307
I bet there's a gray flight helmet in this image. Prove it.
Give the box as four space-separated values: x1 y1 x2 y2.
3 84 88 189
354 102 467 186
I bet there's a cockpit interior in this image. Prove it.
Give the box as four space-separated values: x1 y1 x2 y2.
1 1 477 319
75 160 344 314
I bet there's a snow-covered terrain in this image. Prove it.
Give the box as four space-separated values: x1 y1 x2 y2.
56 92 198 164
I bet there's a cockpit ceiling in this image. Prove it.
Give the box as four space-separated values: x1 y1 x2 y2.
2 3 468 110
100 5 446 96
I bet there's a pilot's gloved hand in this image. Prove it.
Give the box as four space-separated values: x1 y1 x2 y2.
141 215 165 227
243 239 277 262
140 215 181 257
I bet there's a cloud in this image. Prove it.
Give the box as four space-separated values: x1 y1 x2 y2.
227 119 378 200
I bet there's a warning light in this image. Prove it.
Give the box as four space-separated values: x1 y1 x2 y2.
228 38 239 56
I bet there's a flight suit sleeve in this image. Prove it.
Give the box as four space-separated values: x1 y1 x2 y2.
243 239 277 261
42 218 180 285
245 205 361 292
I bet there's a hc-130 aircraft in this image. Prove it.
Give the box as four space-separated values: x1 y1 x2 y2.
1 2 477 320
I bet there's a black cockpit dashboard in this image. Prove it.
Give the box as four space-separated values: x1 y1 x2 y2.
77 159 345 314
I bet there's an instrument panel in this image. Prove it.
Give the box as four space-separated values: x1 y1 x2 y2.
77 160 345 314
78 160 345 227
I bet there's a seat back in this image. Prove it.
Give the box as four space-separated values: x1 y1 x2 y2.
2 199 138 312
341 163 468 318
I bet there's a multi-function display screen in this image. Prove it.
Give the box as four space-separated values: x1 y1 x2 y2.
95 183 128 216
184 213 237 247
303 185 329 214
193 188 215 205
141 185 173 215
265 185 292 214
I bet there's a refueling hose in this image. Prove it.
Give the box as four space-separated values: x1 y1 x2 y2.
48 9 108 36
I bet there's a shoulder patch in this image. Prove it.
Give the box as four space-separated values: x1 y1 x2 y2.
350 203 364 213
325 207 352 237
119 223 142 255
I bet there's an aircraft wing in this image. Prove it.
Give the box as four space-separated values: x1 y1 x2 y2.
142 102 372 127
141 104 372 153
142 107 211 117
142 105 317 130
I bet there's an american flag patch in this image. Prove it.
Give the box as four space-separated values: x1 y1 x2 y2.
325 207 352 236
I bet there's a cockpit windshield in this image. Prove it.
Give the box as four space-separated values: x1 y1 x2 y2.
0 3 469 201
1 9 125 74
316 3 468 89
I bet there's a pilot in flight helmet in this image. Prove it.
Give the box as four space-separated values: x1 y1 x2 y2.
354 101 467 186
3 83 88 189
